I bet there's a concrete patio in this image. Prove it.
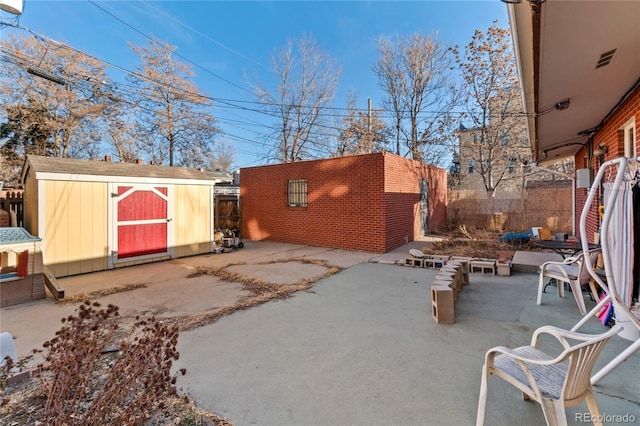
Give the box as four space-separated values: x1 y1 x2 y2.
174 258 638 426
1 240 638 425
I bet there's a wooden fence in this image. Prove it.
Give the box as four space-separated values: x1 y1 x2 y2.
448 184 573 234
0 189 24 227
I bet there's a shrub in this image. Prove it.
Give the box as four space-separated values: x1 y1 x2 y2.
35 301 185 425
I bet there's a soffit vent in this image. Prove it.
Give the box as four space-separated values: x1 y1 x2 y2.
596 49 616 69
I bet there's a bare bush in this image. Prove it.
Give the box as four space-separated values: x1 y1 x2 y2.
34 301 185 425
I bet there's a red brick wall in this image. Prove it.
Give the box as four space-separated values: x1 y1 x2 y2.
382 155 447 251
240 152 447 253
575 86 640 242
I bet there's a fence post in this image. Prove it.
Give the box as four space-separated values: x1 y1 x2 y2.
0 190 24 227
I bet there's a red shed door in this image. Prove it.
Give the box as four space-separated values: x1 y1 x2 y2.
114 185 170 261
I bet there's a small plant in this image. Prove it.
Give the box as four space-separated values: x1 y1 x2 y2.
34 301 186 425
0 356 15 391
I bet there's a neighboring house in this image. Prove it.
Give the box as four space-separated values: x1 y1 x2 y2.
452 123 531 194
508 0 639 241
451 88 531 195
450 121 575 232
240 152 447 253
21 155 233 278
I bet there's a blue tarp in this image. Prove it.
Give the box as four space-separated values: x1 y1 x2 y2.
499 230 533 243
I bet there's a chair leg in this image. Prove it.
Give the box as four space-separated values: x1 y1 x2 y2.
557 279 565 298
584 391 603 426
476 364 489 426
540 398 568 426
537 274 545 305
588 279 599 303
568 280 587 315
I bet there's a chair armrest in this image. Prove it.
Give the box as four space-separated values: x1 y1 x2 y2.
562 255 581 264
486 345 567 366
539 263 574 280
531 325 622 349
540 255 581 268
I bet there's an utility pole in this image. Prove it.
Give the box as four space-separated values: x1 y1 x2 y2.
367 98 372 133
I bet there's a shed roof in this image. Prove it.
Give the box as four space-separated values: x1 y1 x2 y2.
22 155 232 184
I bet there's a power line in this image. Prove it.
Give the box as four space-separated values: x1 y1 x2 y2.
1 17 530 167
3 28 532 125
139 0 274 73
87 0 249 93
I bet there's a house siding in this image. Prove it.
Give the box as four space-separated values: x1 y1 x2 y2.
575 87 640 242
240 152 447 253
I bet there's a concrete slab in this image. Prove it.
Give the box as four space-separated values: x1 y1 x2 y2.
512 250 563 273
1 240 637 425
225 262 330 285
0 241 376 361
175 264 638 426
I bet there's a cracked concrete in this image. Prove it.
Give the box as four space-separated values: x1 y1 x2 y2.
1 240 637 425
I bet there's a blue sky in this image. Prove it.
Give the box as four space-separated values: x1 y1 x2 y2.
1 0 509 170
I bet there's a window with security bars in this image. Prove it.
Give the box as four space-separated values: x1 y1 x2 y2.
288 179 307 207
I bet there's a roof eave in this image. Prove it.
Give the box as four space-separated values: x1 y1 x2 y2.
508 2 539 162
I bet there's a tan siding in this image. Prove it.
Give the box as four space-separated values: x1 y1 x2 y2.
174 185 212 257
67 181 82 275
78 182 108 273
45 180 67 277
23 168 39 236
43 180 108 278
78 182 93 274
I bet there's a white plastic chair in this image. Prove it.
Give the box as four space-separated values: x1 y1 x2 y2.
476 325 621 426
574 156 640 385
0 332 17 368
537 249 601 315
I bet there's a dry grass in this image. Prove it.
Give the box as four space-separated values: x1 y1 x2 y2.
58 283 148 304
171 257 342 332
1 256 343 425
423 226 542 259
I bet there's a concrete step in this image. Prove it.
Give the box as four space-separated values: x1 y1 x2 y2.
512 251 563 273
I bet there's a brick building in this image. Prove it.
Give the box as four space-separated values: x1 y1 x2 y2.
508 0 639 242
240 152 447 253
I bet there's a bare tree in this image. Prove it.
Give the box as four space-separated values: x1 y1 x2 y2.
100 97 145 163
452 22 530 197
0 33 110 178
128 38 219 167
373 32 458 163
248 34 341 163
335 92 391 156
199 139 235 172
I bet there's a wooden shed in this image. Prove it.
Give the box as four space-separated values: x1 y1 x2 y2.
21 155 231 278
